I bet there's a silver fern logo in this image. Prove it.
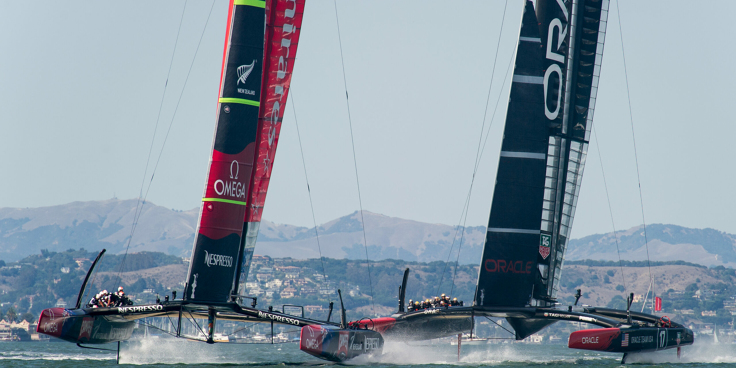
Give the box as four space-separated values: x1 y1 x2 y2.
237 60 256 85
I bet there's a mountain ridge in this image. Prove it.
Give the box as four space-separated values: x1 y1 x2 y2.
2 199 736 269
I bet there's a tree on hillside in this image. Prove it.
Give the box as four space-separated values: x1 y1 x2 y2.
607 295 627 310
5 306 17 322
21 312 35 323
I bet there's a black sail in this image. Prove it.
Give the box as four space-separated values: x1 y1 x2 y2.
475 0 609 313
475 1 548 308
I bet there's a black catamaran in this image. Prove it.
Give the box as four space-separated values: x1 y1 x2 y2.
345 0 693 363
37 0 692 364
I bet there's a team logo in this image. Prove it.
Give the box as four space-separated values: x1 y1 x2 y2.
236 60 257 96
237 60 256 85
190 273 198 299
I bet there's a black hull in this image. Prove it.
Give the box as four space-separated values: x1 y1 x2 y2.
350 308 473 341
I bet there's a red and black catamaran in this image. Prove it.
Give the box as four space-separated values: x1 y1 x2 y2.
38 0 692 364
330 0 692 363
38 0 380 362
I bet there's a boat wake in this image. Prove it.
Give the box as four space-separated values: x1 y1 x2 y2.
624 341 736 364
348 341 613 366
0 350 113 362
119 338 249 365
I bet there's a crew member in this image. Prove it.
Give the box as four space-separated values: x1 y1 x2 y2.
88 293 99 308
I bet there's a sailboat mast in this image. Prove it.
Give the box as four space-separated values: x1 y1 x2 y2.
535 0 610 304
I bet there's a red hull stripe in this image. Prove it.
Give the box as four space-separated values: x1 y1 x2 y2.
568 328 620 350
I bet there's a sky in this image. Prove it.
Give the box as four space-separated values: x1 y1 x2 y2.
0 1 734 240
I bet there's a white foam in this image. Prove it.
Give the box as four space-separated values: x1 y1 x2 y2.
0 351 113 361
120 338 253 365
349 341 616 365
624 341 736 364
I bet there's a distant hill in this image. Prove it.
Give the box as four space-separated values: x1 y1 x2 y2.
0 199 197 262
256 210 485 264
0 199 485 264
3 200 736 269
566 224 736 268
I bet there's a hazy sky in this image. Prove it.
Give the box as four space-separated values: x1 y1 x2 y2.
0 1 734 240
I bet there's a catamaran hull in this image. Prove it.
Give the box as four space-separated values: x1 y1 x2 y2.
300 325 383 362
37 308 135 344
568 327 694 353
350 311 473 340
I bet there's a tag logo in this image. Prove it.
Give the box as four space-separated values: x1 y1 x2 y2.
539 234 551 259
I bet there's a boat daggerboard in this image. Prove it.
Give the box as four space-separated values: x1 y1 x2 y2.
475 0 609 309
184 0 268 303
236 0 305 298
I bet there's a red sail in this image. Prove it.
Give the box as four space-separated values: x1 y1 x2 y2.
234 0 305 297
248 0 304 222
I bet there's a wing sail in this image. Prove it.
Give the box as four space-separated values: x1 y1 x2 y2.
475 1 548 308
184 0 267 304
475 0 610 309
235 0 306 297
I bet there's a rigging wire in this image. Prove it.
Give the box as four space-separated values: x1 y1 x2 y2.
114 0 190 285
485 316 515 336
333 0 375 313
437 0 510 296
592 127 627 292
614 0 654 307
452 46 516 298
290 91 331 305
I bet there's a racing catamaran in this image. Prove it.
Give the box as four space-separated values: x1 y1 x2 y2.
37 0 383 362
37 0 693 364
343 0 693 363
